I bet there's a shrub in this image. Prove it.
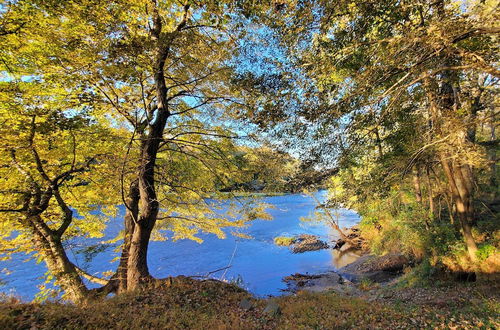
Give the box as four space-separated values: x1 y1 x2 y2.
476 244 497 261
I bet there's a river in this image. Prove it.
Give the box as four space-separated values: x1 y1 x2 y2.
0 191 360 301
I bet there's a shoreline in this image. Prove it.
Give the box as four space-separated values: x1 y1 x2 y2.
282 252 410 295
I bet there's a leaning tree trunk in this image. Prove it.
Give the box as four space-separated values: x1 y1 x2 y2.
440 157 478 261
28 215 90 302
425 69 479 262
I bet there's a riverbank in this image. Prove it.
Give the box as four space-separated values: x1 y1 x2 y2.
282 251 411 294
0 276 497 329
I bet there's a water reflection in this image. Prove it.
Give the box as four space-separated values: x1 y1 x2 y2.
330 248 363 269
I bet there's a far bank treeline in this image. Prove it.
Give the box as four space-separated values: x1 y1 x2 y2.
218 146 330 193
0 0 498 303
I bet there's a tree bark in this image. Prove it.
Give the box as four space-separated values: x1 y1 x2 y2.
425 166 435 218
488 105 497 197
413 165 423 204
124 127 163 290
115 180 139 293
440 155 478 261
122 2 191 291
28 215 90 302
425 70 479 261
126 223 154 289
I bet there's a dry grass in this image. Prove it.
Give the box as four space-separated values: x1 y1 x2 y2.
0 277 498 329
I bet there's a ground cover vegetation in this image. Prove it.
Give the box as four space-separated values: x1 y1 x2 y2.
0 0 498 328
0 279 498 329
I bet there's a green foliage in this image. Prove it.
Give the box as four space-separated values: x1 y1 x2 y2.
236 0 499 269
0 0 498 302
221 146 300 193
476 244 497 261
395 259 437 288
0 0 282 300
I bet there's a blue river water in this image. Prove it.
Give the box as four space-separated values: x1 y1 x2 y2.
0 191 360 301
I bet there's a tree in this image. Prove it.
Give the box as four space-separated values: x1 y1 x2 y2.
0 0 273 299
237 0 499 261
62 0 267 291
0 72 124 301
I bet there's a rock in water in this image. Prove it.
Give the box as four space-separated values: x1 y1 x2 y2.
291 234 329 253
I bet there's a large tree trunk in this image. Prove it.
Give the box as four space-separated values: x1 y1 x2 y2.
425 70 479 261
122 3 190 291
440 155 478 261
123 139 161 290
125 121 165 290
126 222 154 289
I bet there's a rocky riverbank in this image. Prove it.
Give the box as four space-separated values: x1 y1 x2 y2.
281 222 417 296
282 252 411 295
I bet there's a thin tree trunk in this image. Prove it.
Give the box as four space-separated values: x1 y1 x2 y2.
488 105 497 197
116 180 139 293
425 166 435 218
413 165 423 204
375 127 383 158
